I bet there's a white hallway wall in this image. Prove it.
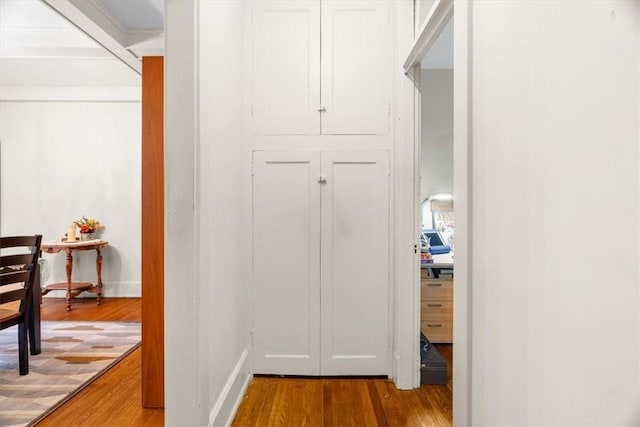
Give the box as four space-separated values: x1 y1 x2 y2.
164 1 249 426
468 2 639 425
199 0 249 424
0 100 141 297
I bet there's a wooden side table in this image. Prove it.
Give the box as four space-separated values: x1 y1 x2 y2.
41 239 109 311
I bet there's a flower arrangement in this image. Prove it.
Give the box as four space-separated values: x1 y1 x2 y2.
74 216 104 234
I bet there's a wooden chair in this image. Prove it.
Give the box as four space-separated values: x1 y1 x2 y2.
0 235 42 375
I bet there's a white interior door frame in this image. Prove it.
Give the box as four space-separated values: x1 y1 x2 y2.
403 0 453 79
402 1 472 425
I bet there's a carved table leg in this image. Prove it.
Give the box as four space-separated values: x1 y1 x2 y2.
96 247 103 305
65 249 73 311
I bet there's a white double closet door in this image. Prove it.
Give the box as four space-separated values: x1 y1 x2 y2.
252 150 390 376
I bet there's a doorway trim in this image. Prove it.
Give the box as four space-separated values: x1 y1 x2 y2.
402 1 472 425
403 0 453 78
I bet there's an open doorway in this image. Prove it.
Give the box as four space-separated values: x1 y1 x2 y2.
405 1 472 423
417 14 454 392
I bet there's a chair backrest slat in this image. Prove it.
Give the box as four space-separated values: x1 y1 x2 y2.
0 270 30 287
0 234 42 308
1 254 34 269
0 236 40 249
0 288 26 304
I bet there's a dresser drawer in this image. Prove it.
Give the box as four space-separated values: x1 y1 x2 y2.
421 319 453 343
420 299 453 320
421 278 453 300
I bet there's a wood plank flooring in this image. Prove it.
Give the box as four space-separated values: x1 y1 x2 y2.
40 297 141 322
233 342 453 426
232 372 452 427
232 373 452 427
35 297 164 427
34 298 452 426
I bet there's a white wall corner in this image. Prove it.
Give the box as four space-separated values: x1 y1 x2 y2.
164 0 200 425
208 350 251 427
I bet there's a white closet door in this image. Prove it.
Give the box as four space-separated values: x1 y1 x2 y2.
251 1 321 135
252 151 321 375
320 1 392 135
320 151 390 375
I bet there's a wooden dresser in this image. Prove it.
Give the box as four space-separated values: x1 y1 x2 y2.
420 269 453 343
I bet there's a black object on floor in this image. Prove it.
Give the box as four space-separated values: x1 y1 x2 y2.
420 332 448 385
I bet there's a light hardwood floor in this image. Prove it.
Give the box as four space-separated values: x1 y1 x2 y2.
36 297 164 427
35 298 452 426
232 375 452 427
233 343 452 427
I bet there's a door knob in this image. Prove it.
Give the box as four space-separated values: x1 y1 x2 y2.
318 176 327 184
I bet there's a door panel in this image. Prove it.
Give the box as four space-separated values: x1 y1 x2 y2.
320 151 390 375
251 1 321 135
321 1 391 135
252 151 321 375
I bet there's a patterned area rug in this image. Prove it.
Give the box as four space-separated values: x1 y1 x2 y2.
0 321 141 427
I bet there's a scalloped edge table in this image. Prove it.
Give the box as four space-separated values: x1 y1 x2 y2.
40 239 109 311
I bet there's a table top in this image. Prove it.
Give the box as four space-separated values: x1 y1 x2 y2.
41 239 109 252
421 252 454 268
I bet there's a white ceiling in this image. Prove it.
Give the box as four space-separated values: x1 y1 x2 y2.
97 0 163 31
0 0 164 89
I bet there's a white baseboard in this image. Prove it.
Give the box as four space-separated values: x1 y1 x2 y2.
209 349 251 427
42 281 141 298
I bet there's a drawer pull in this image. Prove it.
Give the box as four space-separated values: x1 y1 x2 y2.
427 283 442 287
427 304 443 308
427 324 443 328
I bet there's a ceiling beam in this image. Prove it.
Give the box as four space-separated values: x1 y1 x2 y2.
41 0 142 75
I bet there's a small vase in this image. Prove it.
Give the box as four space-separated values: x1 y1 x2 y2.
80 232 94 241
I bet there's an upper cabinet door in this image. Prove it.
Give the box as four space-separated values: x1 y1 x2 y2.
251 1 321 135
320 1 392 135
